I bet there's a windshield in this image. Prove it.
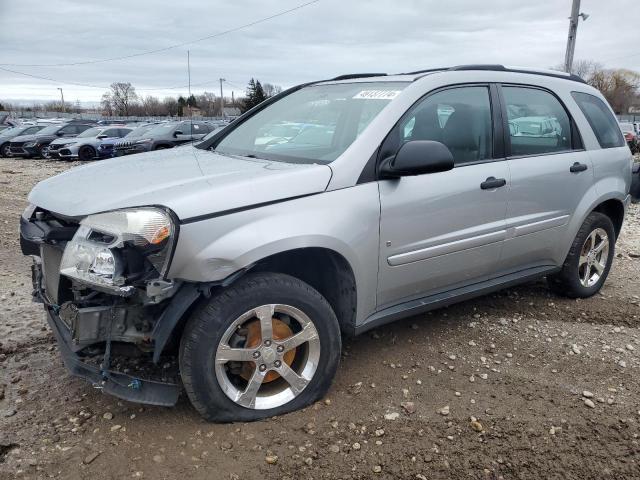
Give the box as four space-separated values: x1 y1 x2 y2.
37 125 62 135
77 127 102 138
212 82 408 164
125 124 156 139
146 123 179 136
0 127 18 137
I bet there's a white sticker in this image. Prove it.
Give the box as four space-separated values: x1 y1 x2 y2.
353 90 401 100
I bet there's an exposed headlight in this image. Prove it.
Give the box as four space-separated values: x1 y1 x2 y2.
60 208 175 294
135 138 152 144
24 142 38 147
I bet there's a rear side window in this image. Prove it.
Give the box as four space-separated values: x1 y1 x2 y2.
503 87 572 156
571 92 625 148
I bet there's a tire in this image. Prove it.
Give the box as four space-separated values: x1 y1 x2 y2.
548 212 615 298
78 145 96 162
38 144 50 159
180 272 341 422
0 142 9 158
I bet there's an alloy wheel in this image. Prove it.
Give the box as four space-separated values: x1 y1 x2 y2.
214 304 321 410
578 227 609 288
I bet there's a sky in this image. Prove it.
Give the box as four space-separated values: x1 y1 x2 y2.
1 0 639 104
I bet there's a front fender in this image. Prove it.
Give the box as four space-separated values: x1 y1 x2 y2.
168 183 381 323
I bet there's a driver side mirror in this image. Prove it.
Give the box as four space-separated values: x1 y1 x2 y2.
380 140 454 179
174 130 183 137
97 134 108 139
56 131 65 136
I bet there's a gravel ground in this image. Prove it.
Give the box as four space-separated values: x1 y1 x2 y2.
0 156 639 480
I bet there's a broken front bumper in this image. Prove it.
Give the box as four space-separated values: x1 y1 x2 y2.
45 305 180 406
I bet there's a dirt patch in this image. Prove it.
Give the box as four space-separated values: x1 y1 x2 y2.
0 156 639 479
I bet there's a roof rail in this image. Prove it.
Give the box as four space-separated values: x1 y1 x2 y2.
404 67 448 75
448 64 587 84
331 73 387 81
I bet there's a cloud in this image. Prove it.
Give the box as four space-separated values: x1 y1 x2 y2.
0 0 638 102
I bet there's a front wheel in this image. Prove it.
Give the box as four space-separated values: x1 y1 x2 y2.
39 144 50 159
180 272 341 422
548 212 615 298
78 145 96 161
0 142 10 158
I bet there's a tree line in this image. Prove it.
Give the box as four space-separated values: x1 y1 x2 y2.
99 78 281 117
560 60 640 115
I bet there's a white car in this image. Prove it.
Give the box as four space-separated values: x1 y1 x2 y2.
48 126 132 161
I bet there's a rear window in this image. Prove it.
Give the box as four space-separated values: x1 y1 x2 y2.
571 92 625 149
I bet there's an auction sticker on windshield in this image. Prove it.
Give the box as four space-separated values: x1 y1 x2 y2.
353 90 402 100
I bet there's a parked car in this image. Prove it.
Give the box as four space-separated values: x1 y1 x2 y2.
20 65 633 422
619 122 639 153
9 123 93 158
114 121 213 156
48 126 132 161
0 124 46 157
98 123 159 158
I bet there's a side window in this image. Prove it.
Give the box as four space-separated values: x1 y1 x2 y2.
103 129 120 137
571 92 626 149
503 87 572 156
384 86 493 165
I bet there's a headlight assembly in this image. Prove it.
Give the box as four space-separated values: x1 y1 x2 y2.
59 207 176 294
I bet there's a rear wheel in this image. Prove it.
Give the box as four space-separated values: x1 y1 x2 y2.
180 272 341 422
0 142 9 158
548 212 615 298
78 145 96 161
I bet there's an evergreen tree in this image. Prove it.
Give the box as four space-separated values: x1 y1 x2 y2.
187 94 197 107
177 96 186 116
241 78 268 113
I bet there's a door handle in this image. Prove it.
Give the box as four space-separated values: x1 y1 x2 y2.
480 177 507 190
570 162 588 173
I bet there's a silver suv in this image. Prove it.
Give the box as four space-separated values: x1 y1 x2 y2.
21 65 633 422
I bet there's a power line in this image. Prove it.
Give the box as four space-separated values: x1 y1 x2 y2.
0 65 238 93
0 0 320 68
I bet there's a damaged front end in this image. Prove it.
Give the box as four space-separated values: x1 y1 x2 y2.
20 205 200 406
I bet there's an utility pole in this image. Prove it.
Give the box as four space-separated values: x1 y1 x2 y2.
57 87 65 113
219 78 226 118
564 0 589 73
187 50 192 118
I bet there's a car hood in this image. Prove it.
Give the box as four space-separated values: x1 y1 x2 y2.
28 146 333 220
10 134 38 143
50 138 77 146
13 133 57 143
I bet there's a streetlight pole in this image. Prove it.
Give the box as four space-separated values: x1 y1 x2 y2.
57 87 66 113
219 78 226 118
564 0 589 73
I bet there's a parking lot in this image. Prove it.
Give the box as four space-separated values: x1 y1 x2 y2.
0 154 637 479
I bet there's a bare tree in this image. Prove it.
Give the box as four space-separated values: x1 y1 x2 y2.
263 83 283 98
140 95 166 116
196 91 217 116
101 82 138 116
162 97 180 117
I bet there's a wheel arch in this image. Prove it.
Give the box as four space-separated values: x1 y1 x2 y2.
251 247 358 335
591 198 625 239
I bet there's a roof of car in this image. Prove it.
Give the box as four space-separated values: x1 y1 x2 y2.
320 64 587 85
